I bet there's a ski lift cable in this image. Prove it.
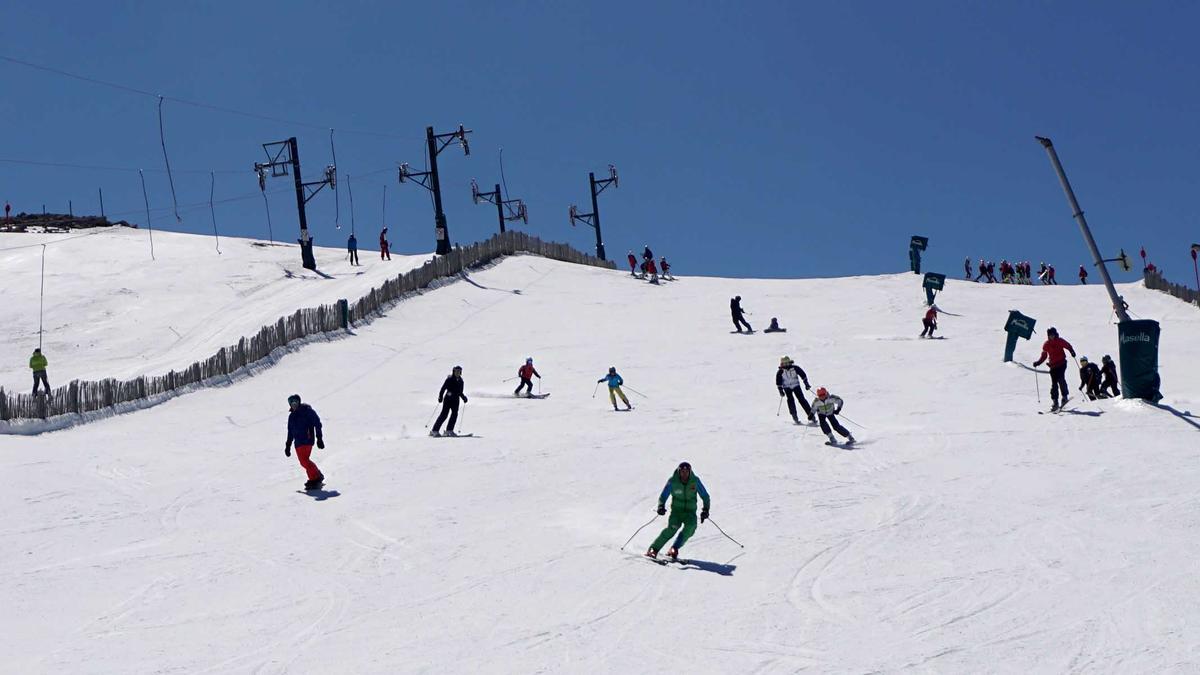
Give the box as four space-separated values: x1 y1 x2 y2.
0 54 422 140
158 96 182 223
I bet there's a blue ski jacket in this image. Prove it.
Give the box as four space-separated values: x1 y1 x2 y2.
600 372 624 388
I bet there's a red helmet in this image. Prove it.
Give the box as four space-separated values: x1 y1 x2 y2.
816 387 829 399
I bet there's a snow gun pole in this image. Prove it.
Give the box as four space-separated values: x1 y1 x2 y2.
623 385 648 399
620 514 660 550
706 518 745 549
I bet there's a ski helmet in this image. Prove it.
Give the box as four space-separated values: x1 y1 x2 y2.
816 387 828 399
1047 326 1058 336
526 357 533 364
608 366 616 374
1103 354 1112 362
678 461 692 471
287 394 301 406
780 356 792 366
1080 356 1089 364
452 365 462 373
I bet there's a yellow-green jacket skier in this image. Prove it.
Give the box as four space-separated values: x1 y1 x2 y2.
647 461 711 560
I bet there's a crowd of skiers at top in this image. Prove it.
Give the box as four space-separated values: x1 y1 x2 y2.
965 258 1098 285
626 245 674 284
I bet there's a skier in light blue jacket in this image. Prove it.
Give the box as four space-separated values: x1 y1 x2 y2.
597 367 632 411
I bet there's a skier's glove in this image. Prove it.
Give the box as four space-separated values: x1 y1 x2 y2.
835 407 843 415
778 388 785 397
656 504 666 516
284 444 292 458
462 395 468 403
701 509 709 523
805 383 812 390
316 438 325 450
438 396 443 403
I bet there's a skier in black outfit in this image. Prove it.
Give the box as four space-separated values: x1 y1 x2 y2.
776 356 814 424
1078 356 1104 400
1100 355 1120 398
431 365 468 437
642 245 654 265
730 296 752 332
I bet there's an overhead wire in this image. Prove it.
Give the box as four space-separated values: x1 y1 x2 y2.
158 96 182 222
0 54 421 140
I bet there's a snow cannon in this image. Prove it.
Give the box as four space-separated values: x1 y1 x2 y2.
1003 310 1037 363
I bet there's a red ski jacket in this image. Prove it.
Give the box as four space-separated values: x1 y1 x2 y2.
647 260 658 275
518 364 539 380
1034 336 1075 368
924 307 937 322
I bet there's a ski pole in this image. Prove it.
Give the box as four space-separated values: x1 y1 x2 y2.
502 376 518 382
776 396 784 417
457 400 466 432
1035 370 1041 403
623 385 649 399
592 381 601 398
837 413 868 430
705 517 745 549
424 403 440 428
620 513 660 550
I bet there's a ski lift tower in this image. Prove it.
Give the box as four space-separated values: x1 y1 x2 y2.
399 124 472 255
568 165 619 261
253 137 335 270
470 179 527 234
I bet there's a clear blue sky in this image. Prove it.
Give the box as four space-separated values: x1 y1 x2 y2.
2 1 1198 281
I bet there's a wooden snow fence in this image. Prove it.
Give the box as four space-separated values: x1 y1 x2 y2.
0 231 613 423
1143 269 1200 309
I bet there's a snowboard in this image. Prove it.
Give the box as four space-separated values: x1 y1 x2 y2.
300 482 324 492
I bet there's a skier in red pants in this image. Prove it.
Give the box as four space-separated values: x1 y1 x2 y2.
379 227 391 260
1032 327 1076 412
627 250 639 276
285 394 325 489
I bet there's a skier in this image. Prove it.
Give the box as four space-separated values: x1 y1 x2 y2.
1038 262 1049 284
1047 265 1058 285
1078 356 1103 400
964 256 972 280
597 366 632 411
379 227 391 261
645 258 659 284
987 261 998 283
764 317 786 333
431 365 468 437
285 394 325 490
514 357 541 397
811 387 855 446
1078 265 1088 284
776 356 814 424
347 233 360 266
1100 355 1120 398
730 296 752 333
646 461 711 561
642 245 654 264
29 348 50 395
627 250 639 276
660 257 672 280
1032 326 1076 412
919 305 938 338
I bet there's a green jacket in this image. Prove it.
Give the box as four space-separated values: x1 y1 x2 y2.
658 470 711 513
29 352 48 371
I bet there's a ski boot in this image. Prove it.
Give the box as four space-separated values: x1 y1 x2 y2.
1061 394 1070 407
667 547 679 561
625 404 633 411
846 434 856 446
429 429 441 437
1049 401 1059 413
445 430 458 437
613 405 620 411
825 434 839 447
645 547 658 559
791 415 801 424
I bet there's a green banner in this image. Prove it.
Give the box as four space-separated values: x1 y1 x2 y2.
1117 319 1162 401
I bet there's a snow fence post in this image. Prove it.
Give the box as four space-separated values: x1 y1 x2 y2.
338 299 349 329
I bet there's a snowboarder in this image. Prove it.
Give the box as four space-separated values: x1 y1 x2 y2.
812 387 855 446
646 258 659 284
285 394 325 489
646 461 710 561
730 296 752 333
627 250 639 276
29 348 50 395
660 257 672 280
379 227 391 261
347 233 360 266
764 317 786 333
514 357 541 397
919 305 938 338
1032 326 1076 412
1078 265 1087 284
431 365 468 437
1078 356 1103 400
1100 355 1120 398
776 356 814 424
597 367 632 411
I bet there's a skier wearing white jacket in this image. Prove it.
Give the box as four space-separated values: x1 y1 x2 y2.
775 356 814 424
811 387 855 446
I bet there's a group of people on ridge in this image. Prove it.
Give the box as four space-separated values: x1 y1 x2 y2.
627 245 673 283
965 258 1062 285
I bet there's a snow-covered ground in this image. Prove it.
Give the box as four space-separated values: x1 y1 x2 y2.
0 227 425 384
2 249 1199 673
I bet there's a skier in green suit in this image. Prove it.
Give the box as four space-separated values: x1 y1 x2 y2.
646 461 711 561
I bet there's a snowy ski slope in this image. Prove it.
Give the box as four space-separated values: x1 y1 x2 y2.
2 247 1199 673
0 227 425 384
